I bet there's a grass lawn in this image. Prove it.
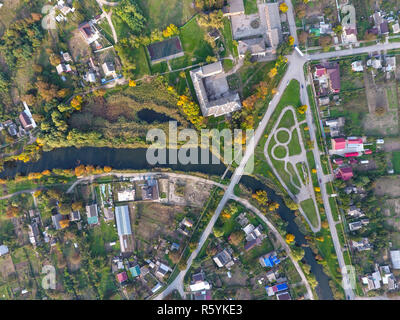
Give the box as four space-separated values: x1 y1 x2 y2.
244 0 258 14
300 198 319 229
274 145 287 159
326 183 339 221
130 46 152 78
137 0 196 29
111 14 133 40
170 16 214 70
276 130 290 143
288 129 302 156
393 151 400 174
221 18 238 58
277 110 295 129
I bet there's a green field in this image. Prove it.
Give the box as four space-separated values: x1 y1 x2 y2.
170 17 215 70
393 151 400 174
244 0 258 14
137 0 196 29
300 198 319 229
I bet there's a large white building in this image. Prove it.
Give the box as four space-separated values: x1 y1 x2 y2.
190 61 242 117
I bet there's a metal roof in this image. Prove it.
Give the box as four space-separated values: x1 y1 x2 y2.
115 205 132 236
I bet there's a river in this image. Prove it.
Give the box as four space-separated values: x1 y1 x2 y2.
1 146 333 299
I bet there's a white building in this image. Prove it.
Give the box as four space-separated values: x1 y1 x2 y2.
351 61 364 72
390 250 400 269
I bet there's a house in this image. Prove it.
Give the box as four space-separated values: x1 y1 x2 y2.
56 63 72 75
213 249 234 268
319 96 330 106
276 291 291 300
372 11 389 35
238 37 267 58
102 62 116 77
336 166 353 181
244 237 262 251
0 245 9 256
351 61 364 72
190 61 242 117
5 121 17 136
115 205 133 253
69 210 81 222
390 250 400 269
129 265 141 278
385 56 396 72
392 22 400 34
51 213 69 230
314 63 341 95
333 158 344 165
84 70 96 83
85 204 99 225
193 290 212 300
190 272 211 292
347 206 365 218
79 21 100 44
224 0 245 16
117 189 135 202
181 218 194 228
341 27 358 43
62 52 72 62
28 223 40 246
155 263 171 278
265 2 283 49
348 219 369 231
265 282 289 296
367 58 382 69
141 179 160 201
116 271 128 284
103 207 114 222
330 137 364 156
259 251 281 268
147 37 184 64
19 111 33 130
351 238 372 251
170 242 180 251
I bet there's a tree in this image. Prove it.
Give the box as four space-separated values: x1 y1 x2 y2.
71 202 83 211
321 220 329 229
213 226 224 238
178 259 187 271
279 3 288 13
252 190 268 206
228 231 244 246
268 67 278 78
319 36 332 51
71 95 83 110
286 233 295 244
288 36 294 46
114 0 146 34
291 246 305 261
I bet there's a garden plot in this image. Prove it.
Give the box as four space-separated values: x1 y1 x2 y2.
363 73 399 136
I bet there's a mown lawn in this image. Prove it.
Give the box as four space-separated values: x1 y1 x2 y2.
300 198 319 229
244 0 258 14
170 16 215 70
137 0 196 29
393 151 400 174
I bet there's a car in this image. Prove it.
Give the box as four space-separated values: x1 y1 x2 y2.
301 85 304 89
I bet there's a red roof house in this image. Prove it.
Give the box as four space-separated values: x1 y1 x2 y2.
336 167 354 181
326 64 341 93
345 152 360 157
333 158 344 165
364 149 372 155
315 66 326 77
332 138 346 150
117 271 128 284
347 138 363 144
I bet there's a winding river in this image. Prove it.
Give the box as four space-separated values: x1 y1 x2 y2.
1 147 333 299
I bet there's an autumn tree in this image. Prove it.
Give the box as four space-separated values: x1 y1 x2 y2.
229 231 244 246
252 190 268 206
279 2 288 12
169 251 181 264
213 226 224 238
286 233 295 244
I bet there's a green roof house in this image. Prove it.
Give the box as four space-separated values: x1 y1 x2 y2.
86 204 99 225
129 265 141 278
